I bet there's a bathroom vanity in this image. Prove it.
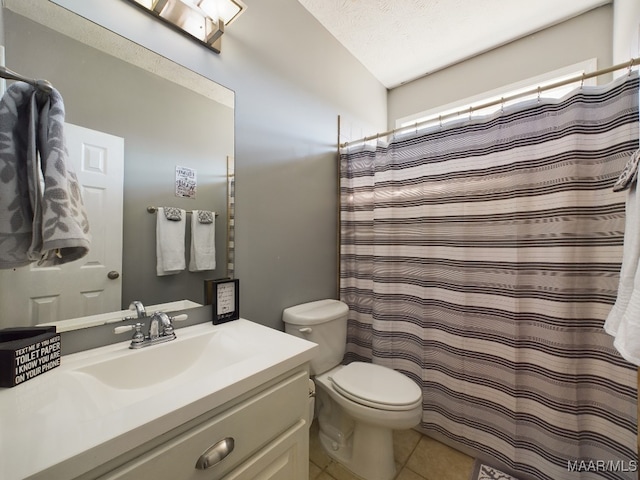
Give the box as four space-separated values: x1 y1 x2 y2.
0 319 318 480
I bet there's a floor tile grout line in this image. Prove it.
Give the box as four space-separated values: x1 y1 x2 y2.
394 430 427 480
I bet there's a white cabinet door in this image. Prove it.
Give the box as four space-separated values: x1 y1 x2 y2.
223 420 308 480
0 123 124 325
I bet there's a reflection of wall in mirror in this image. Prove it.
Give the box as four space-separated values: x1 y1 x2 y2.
0 9 234 327
227 156 236 279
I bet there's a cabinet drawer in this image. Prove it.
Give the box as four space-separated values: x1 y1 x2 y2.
100 371 308 480
223 419 308 480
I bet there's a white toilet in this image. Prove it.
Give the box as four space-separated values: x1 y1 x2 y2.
283 299 422 480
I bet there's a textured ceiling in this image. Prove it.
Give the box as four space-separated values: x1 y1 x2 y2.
297 0 611 89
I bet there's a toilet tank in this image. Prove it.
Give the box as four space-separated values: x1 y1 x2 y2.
283 299 348 375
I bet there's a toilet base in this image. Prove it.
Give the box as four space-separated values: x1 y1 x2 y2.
319 420 397 480
313 365 422 480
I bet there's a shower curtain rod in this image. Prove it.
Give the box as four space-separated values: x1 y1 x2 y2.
340 56 640 149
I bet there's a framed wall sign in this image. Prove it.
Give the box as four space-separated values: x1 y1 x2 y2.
205 278 239 324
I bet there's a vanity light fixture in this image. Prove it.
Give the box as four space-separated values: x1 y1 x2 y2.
127 0 247 53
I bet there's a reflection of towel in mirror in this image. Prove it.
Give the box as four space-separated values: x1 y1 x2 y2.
189 210 216 272
156 207 186 276
0 82 90 269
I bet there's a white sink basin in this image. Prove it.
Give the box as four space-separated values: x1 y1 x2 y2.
75 328 246 390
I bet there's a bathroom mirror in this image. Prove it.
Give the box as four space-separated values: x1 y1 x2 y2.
0 0 235 330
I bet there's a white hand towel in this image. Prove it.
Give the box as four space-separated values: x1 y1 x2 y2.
605 149 640 365
604 180 640 336
156 207 186 276
189 210 216 272
611 190 640 364
613 309 640 365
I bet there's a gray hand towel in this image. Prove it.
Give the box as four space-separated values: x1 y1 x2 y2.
0 82 90 268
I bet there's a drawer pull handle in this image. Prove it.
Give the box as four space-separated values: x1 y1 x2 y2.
195 437 235 470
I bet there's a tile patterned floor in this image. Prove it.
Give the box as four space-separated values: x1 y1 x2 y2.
308 421 475 480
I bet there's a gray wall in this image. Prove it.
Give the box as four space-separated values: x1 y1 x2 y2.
48 0 388 330
388 5 613 128
3 10 233 313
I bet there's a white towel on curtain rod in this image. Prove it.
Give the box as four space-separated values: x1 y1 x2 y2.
606 148 640 364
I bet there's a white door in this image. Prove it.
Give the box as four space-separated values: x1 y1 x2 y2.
0 123 124 326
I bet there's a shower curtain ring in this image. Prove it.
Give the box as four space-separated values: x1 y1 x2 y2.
628 59 634 76
501 97 505 113
537 87 541 103
580 73 585 89
439 115 442 128
469 106 473 120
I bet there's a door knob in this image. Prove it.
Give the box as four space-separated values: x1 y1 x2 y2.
107 271 120 280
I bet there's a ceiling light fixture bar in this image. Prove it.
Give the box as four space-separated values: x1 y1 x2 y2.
126 0 246 53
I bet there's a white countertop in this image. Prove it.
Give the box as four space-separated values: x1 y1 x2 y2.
0 319 317 480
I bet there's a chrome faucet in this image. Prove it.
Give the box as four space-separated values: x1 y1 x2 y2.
148 312 174 341
115 311 187 349
129 300 147 319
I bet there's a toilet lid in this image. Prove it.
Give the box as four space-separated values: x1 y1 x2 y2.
330 362 422 410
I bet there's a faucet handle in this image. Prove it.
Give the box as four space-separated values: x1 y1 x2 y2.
114 323 140 334
114 325 132 335
114 322 145 345
165 314 188 336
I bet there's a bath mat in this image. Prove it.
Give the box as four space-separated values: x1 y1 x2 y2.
470 459 520 480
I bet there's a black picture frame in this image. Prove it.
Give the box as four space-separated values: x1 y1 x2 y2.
204 278 240 324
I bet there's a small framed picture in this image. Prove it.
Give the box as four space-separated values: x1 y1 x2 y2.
205 278 239 324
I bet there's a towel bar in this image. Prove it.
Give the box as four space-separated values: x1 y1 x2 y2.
0 66 53 94
146 206 218 217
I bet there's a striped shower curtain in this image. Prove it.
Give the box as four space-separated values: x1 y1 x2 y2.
340 73 639 480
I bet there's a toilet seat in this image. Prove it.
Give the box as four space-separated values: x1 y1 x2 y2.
330 362 422 411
